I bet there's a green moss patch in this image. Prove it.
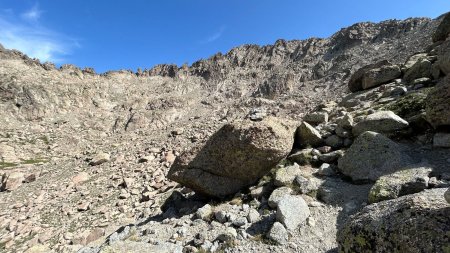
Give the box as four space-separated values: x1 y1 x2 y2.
383 88 432 119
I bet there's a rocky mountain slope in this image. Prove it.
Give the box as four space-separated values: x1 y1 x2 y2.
0 12 449 253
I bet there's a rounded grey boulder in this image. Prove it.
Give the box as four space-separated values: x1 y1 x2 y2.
338 188 450 253
338 131 413 182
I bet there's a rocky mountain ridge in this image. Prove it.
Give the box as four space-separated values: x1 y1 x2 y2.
0 12 449 253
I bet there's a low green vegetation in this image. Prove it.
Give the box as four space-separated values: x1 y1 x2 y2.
383 88 431 119
0 162 17 169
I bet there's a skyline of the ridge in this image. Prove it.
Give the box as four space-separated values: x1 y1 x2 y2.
0 1 449 73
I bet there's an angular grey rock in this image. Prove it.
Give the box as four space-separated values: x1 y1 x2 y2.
247 208 260 223
295 122 323 148
195 204 213 221
433 11 450 42
426 75 450 128
216 227 237 242
368 165 432 203
433 133 450 148
274 163 302 187
338 131 413 182
362 64 402 89
214 210 227 223
402 53 428 72
352 111 409 136
268 186 293 209
338 188 450 253
267 222 288 245
403 58 432 83
168 117 295 198
348 60 390 92
336 114 354 130
276 195 310 231
89 152 110 166
316 163 335 176
319 150 344 163
304 111 329 125
294 175 320 194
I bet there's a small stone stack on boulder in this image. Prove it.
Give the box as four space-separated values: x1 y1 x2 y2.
168 117 295 198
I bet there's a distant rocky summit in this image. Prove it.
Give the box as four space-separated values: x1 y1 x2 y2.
0 10 449 253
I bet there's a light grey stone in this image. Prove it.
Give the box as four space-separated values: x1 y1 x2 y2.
274 163 302 187
276 195 310 231
267 222 288 245
295 122 323 148
268 186 293 209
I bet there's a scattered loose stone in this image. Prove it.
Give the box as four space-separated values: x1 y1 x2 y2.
276 195 310 231
268 187 293 209
247 209 260 223
267 222 289 245
195 204 213 221
89 152 110 166
274 163 302 187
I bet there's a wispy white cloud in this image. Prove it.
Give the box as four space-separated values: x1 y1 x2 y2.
21 3 42 22
201 26 226 44
0 3 79 63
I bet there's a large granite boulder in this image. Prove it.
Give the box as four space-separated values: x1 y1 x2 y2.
361 64 401 90
426 75 450 128
433 11 450 42
348 60 400 92
338 131 413 183
352 111 409 136
338 188 450 253
168 117 295 198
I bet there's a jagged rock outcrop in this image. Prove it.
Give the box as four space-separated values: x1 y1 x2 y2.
433 12 450 42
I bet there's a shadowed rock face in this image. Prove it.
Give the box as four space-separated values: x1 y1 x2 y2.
433 12 450 42
426 75 450 128
168 117 295 198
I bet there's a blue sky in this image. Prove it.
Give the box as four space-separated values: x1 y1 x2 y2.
0 1 449 73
